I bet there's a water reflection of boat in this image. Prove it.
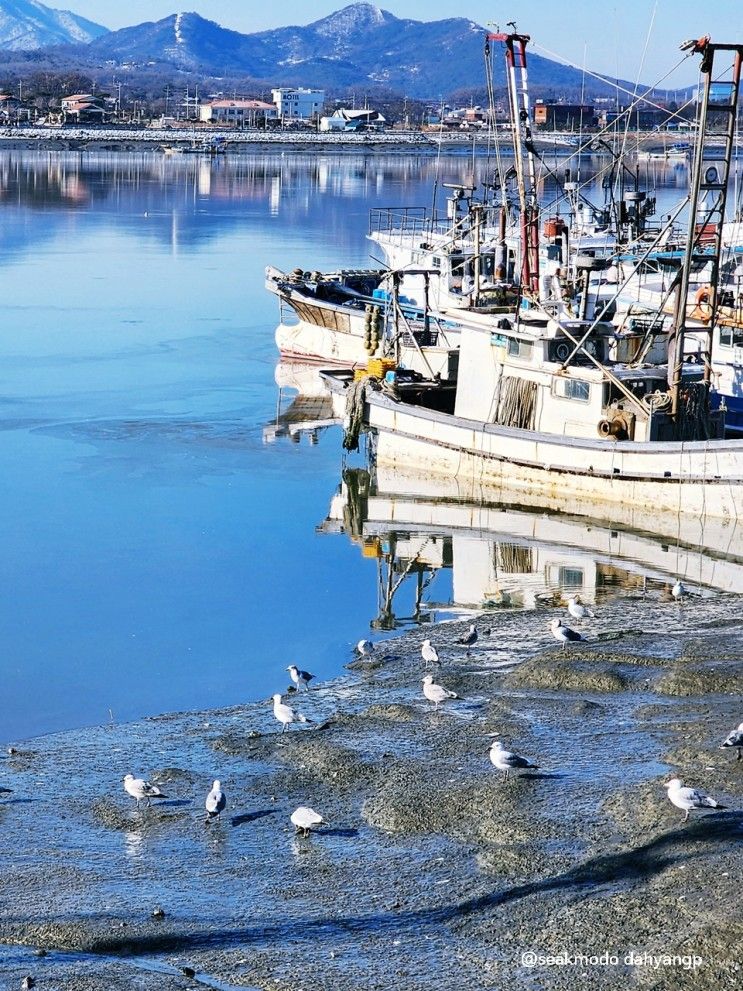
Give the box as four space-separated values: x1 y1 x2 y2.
319 463 742 628
263 360 340 444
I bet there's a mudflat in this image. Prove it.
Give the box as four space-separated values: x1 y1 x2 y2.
1 593 741 989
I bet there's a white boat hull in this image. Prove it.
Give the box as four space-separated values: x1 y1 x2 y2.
326 376 743 522
275 321 457 378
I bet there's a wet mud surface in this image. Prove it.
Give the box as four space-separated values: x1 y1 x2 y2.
1 593 742 989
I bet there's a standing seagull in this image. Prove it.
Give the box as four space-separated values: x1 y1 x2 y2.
356 639 375 657
671 579 686 601
272 693 312 732
291 805 326 836
287 664 315 691
205 779 227 822
550 618 584 648
567 596 594 621
123 773 167 809
458 624 478 655
720 722 743 761
422 674 460 711
665 778 726 822
421 638 439 667
489 740 539 779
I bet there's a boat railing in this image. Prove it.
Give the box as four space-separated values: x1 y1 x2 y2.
369 206 456 243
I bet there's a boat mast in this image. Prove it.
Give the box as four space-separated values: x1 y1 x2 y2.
668 38 743 435
488 30 540 295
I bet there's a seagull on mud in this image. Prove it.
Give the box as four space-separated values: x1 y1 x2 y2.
291 805 326 836
205 779 227 822
422 674 460 711
550 618 584 648
665 777 726 823
720 722 743 761
489 740 539 779
671 579 686 601
272 693 312 733
287 664 315 691
421 638 439 667
567 596 594 622
123 773 167 809
458 624 478 654
356 639 375 657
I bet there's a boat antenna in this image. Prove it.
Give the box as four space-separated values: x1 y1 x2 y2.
488 29 540 295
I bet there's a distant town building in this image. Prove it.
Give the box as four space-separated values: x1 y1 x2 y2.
0 94 24 122
533 102 596 130
271 88 325 121
319 108 386 131
199 99 278 126
598 107 675 130
61 93 109 124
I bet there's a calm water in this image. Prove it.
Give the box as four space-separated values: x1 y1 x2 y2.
0 149 701 742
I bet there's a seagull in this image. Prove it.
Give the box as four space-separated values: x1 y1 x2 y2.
422 674 460 710
489 740 539 779
123 773 167 808
671 579 685 601
458 624 478 654
356 639 375 657
550 618 583 647
567 595 594 621
205 780 226 822
665 777 727 822
421 638 439 667
272 693 312 732
291 805 326 836
720 722 743 761
287 664 315 691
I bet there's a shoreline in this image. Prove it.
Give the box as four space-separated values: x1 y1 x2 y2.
0 127 620 156
1 593 741 989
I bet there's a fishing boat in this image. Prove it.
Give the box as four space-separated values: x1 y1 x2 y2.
319 34 743 524
265 264 462 377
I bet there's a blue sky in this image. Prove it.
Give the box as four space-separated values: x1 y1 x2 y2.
68 1 742 86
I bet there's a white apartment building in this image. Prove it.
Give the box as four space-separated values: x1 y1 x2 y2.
271 88 325 121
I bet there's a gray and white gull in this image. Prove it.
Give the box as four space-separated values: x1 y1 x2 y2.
123 773 167 808
720 721 743 761
489 740 539 779
665 777 726 822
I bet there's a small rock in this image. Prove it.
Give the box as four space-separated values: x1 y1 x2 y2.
182 966 196 978
33 949 46 957
21 978 35 990
152 906 165 918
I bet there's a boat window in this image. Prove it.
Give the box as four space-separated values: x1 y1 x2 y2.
554 378 591 401
507 337 533 360
449 254 465 277
481 253 496 280
719 326 743 348
432 256 441 269
558 566 584 588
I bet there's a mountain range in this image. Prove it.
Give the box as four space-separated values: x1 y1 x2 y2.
0 0 105 48
0 1 650 100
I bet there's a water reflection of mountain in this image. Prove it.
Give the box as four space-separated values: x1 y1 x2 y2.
0 149 693 265
319 464 741 628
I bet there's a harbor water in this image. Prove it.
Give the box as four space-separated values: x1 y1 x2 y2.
0 148 723 742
